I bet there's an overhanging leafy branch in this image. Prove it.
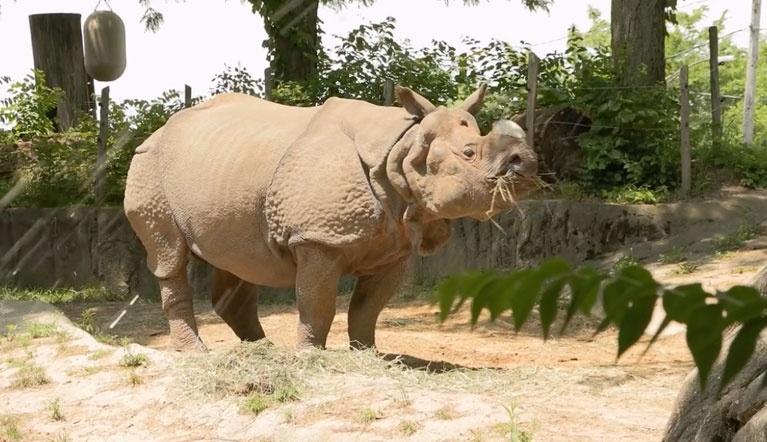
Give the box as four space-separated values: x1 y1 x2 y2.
437 258 767 391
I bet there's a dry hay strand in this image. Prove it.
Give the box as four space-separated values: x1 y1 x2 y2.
485 172 554 234
486 172 521 235
175 341 521 404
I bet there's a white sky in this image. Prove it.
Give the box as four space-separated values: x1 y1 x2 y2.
0 0 762 100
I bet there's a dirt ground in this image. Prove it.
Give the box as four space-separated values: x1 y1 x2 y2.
2 198 767 441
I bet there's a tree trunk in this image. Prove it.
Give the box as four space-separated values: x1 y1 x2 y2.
752 264 767 296
28 13 94 130
610 0 666 86
253 0 320 82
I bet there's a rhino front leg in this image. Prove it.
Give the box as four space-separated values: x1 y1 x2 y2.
211 268 265 341
294 245 344 348
348 259 408 350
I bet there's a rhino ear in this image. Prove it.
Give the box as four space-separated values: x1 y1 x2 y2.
395 85 437 119
457 83 488 115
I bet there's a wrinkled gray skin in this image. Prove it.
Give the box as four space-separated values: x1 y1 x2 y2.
124 85 538 351
664 267 767 442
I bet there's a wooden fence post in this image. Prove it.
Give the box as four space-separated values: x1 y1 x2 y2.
680 65 691 199
95 86 109 205
383 79 395 106
526 51 539 149
264 67 273 101
708 26 722 146
184 84 192 108
743 0 762 145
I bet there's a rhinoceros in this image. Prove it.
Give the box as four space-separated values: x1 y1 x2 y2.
124 84 538 351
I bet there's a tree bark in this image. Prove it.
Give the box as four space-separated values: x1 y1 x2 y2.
251 0 320 82
610 0 666 86
28 13 94 130
752 264 767 296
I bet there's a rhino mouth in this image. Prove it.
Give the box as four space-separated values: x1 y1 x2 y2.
484 171 547 219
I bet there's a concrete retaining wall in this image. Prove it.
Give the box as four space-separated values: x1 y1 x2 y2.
3 194 764 300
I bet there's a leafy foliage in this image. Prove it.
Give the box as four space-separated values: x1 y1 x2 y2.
664 6 767 190
1 11 765 207
137 0 164 32
262 17 683 191
0 70 60 141
210 64 264 97
437 258 767 390
603 185 666 204
1 76 183 207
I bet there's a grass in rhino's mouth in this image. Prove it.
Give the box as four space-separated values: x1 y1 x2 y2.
485 172 551 232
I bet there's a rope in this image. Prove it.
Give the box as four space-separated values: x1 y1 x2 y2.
94 0 113 11
545 120 676 133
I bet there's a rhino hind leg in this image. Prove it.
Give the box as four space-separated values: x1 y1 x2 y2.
124 146 205 352
348 259 408 349
211 269 265 341
158 271 206 351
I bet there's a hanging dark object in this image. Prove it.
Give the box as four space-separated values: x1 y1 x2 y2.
83 1 126 82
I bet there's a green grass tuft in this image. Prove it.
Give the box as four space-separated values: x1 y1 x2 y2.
128 370 144 386
659 247 686 264
357 408 378 424
0 416 21 442
716 224 760 253
119 352 149 368
675 262 699 275
274 385 300 403
48 398 64 422
242 393 269 416
399 420 421 436
12 362 49 389
0 286 125 303
88 349 112 361
434 405 458 420
25 322 58 339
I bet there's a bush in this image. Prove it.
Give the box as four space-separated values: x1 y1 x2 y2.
265 22 684 194
0 70 60 140
1 79 184 207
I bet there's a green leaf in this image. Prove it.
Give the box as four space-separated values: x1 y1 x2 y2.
437 277 460 322
718 286 767 324
438 271 497 322
508 271 543 331
663 284 708 323
618 265 656 287
483 276 516 322
572 267 605 315
509 259 569 331
561 267 605 334
540 277 567 340
617 292 657 357
720 317 767 392
469 273 519 326
686 304 725 388
598 278 632 333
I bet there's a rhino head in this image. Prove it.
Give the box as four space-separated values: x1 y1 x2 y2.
385 84 538 254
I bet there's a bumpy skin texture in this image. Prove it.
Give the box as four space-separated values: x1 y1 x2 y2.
124 87 538 351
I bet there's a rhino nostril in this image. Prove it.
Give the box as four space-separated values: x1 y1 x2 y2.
508 154 523 168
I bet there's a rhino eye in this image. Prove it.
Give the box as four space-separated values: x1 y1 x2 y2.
462 147 475 158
